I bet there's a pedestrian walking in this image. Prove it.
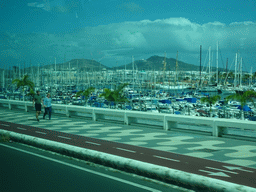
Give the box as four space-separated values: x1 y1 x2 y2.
43 93 52 120
33 91 43 122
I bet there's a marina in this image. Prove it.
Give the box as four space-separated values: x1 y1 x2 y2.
1 67 256 122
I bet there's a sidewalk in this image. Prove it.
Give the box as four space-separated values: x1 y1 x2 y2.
1 108 256 191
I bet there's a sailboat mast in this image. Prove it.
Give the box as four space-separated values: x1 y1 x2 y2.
175 51 178 85
38 63 40 87
55 58 57 84
216 42 219 84
2 67 4 89
250 67 253 86
132 56 134 90
234 53 238 87
19 63 21 79
208 46 211 84
69 62 71 85
240 57 242 87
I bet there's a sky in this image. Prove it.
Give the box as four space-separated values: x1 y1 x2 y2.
0 0 256 72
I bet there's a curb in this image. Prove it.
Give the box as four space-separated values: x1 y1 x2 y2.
1 130 256 192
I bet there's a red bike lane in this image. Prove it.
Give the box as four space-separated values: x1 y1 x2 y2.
1 120 255 189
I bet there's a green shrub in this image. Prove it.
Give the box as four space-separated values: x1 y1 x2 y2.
0 134 10 142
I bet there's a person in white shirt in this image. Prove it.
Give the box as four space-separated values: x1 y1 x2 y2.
43 93 52 120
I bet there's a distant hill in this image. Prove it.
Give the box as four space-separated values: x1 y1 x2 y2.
42 59 110 71
112 55 201 71
6 56 225 72
112 55 224 72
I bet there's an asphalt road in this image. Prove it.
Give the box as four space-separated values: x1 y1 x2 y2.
1 120 256 190
0 142 194 192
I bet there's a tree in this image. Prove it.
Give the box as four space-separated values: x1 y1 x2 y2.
226 90 256 120
76 87 95 106
12 75 35 101
99 83 129 107
242 74 250 85
27 88 36 101
200 95 221 117
253 72 256 81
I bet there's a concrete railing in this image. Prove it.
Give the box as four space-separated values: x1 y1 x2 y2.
1 99 256 138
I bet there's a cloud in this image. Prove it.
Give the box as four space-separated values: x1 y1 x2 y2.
27 0 52 12
27 0 87 13
1 17 256 69
117 2 144 13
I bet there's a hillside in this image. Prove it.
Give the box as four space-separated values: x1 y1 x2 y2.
41 59 110 71
112 55 202 71
5 56 224 72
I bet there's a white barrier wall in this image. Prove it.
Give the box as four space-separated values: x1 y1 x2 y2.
1 99 256 138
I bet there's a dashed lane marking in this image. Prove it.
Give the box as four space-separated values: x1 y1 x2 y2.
35 131 47 135
115 147 136 153
58 136 72 140
153 155 180 162
1 124 10 127
17 127 27 130
85 141 101 146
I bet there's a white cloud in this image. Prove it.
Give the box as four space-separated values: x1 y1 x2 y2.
1 18 256 69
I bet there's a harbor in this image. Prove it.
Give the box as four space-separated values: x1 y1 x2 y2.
1 63 256 122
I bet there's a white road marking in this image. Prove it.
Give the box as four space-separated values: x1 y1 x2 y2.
115 147 136 153
1 124 10 127
58 136 71 140
153 155 180 162
199 169 230 177
223 166 254 173
0 144 161 192
205 166 238 174
35 131 47 135
85 141 101 146
17 127 27 130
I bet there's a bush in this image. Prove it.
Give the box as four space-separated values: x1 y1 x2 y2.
0 134 11 142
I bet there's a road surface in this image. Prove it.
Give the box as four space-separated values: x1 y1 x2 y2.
0 142 194 192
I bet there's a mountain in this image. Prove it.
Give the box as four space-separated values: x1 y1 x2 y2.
42 59 110 71
112 55 201 71
7 56 224 72
112 55 224 72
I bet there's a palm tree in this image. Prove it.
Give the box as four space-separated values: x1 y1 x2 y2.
226 90 256 120
200 95 221 117
253 72 256 81
76 87 95 106
27 88 36 101
12 75 35 101
99 83 129 108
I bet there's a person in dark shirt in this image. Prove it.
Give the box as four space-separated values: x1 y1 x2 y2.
33 91 43 121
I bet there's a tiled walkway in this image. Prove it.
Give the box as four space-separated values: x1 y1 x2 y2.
1 108 256 169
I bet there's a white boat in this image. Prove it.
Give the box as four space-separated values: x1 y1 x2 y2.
199 86 218 92
155 84 191 90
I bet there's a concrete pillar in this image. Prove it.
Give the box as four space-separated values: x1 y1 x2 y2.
8 101 11 110
124 113 138 125
212 121 227 137
66 106 70 117
92 110 105 121
25 102 28 112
